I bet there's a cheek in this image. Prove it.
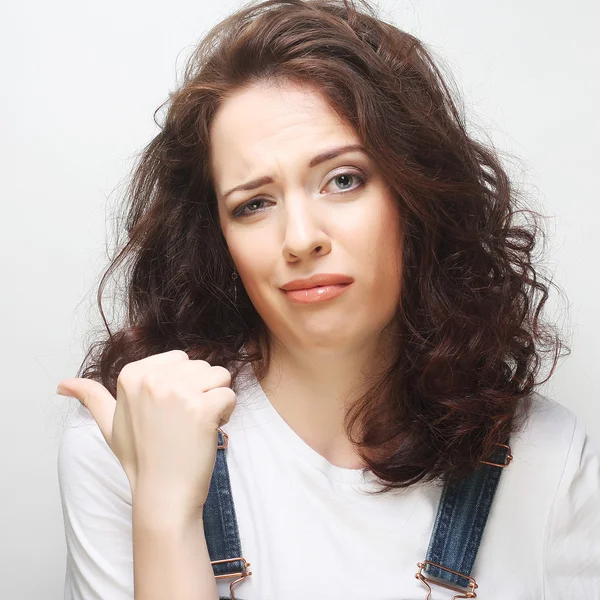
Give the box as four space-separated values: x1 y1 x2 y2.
360 197 403 267
226 233 275 298
367 202 403 295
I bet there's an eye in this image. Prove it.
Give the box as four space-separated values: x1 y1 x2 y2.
324 171 365 194
232 198 271 218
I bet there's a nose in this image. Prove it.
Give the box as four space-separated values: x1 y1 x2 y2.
281 190 331 262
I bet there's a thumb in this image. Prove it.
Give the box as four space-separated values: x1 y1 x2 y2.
57 378 116 446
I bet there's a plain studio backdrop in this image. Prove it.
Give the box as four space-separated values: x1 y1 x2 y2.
1 0 598 597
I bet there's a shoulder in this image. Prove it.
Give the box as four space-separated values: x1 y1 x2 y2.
512 392 600 596
510 391 591 473
523 390 600 519
508 391 600 507
486 391 593 528
472 392 599 595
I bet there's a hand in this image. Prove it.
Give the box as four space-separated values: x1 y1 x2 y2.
56 350 237 522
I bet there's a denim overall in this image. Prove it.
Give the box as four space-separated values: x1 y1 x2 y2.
203 428 512 600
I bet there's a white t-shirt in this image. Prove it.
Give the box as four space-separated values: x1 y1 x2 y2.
57 361 600 599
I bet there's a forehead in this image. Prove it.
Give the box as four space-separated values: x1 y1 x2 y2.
208 81 359 194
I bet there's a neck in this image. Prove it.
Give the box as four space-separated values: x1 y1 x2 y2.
252 326 398 469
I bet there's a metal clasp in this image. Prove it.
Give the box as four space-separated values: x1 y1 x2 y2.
212 556 252 599
217 428 229 450
415 560 478 599
479 442 512 468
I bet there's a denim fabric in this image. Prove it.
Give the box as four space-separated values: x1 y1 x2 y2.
202 429 248 596
423 438 511 591
204 428 510 598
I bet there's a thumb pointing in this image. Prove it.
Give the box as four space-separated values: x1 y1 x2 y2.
57 378 116 447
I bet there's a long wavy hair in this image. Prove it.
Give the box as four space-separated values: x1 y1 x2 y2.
76 0 570 494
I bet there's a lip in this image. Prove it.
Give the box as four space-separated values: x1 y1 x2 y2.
280 273 354 291
282 283 353 304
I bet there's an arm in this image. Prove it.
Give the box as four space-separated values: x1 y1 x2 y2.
132 487 218 600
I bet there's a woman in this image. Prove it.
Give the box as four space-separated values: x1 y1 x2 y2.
56 0 600 598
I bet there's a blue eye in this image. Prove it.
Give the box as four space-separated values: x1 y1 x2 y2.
232 171 366 218
329 172 364 192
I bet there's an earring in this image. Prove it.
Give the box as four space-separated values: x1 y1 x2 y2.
231 268 239 303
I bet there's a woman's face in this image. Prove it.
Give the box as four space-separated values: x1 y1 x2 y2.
210 80 403 352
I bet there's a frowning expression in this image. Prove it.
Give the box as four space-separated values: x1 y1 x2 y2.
210 80 403 352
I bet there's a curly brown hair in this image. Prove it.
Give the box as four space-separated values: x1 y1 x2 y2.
76 0 570 494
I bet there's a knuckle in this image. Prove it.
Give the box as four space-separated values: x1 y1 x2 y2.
212 365 232 385
214 386 236 405
117 363 135 389
223 386 236 400
223 387 237 406
140 372 162 395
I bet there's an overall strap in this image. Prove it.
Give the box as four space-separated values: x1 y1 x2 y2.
415 439 513 599
202 428 252 600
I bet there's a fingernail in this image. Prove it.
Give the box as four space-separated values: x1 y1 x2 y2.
57 384 67 396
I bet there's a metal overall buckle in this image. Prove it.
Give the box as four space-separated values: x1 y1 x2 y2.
479 442 512 468
415 560 478 598
211 557 253 599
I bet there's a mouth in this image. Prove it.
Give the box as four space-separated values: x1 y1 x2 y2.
281 282 353 304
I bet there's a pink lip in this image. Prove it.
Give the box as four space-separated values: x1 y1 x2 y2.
280 273 354 291
282 282 353 304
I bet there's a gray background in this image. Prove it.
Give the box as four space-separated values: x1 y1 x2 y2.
1 0 598 597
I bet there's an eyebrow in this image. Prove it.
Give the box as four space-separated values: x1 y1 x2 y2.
219 143 366 202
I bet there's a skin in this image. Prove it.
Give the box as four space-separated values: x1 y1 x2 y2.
210 79 404 469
